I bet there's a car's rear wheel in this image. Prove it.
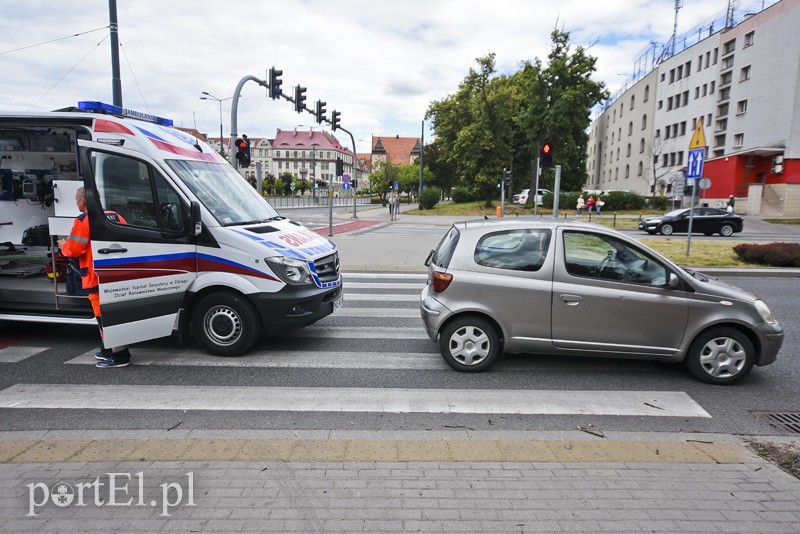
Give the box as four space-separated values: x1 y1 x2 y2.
439 316 500 372
192 292 261 356
685 327 755 385
720 224 734 237
660 224 674 236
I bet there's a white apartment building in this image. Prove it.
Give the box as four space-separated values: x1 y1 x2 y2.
587 0 800 214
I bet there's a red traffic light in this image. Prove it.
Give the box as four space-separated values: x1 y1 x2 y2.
542 143 552 154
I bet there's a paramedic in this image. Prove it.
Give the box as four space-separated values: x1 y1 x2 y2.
58 187 131 368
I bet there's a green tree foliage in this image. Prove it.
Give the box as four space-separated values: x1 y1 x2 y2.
518 28 609 193
369 160 398 206
425 29 608 201
419 187 442 210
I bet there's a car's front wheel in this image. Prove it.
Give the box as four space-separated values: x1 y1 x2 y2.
720 224 734 237
685 327 755 385
660 224 674 236
439 316 500 372
192 292 261 356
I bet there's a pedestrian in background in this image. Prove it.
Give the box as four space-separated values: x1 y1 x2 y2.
586 196 596 215
576 195 585 217
727 195 735 213
58 187 131 368
596 196 605 216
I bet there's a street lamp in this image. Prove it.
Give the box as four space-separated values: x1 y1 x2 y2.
200 92 233 157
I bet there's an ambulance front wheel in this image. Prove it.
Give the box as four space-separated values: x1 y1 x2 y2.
192 292 260 356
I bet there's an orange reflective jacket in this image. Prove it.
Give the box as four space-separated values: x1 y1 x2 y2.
60 213 97 291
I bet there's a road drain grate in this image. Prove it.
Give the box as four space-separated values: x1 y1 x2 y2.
754 412 800 435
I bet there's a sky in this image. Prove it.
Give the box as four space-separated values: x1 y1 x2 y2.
0 0 778 155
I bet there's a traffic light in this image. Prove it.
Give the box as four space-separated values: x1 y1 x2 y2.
502 168 512 183
335 157 344 177
315 100 326 124
235 135 251 167
268 67 283 99
294 85 307 113
540 141 553 168
331 110 341 131
352 179 357 189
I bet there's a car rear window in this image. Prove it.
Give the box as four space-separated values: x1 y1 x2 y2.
474 229 551 272
431 226 460 268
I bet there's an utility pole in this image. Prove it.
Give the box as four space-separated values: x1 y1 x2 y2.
108 0 122 106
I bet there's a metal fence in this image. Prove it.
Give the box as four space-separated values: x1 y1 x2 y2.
265 194 372 209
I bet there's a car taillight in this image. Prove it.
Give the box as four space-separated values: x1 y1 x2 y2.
431 272 453 293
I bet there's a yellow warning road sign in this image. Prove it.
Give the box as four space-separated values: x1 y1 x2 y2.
689 120 707 149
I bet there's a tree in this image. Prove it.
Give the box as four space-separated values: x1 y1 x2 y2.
427 54 524 206
278 171 294 196
369 160 399 206
518 28 609 194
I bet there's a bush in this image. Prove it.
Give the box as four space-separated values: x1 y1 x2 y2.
419 187 442 210
450 186 473 204
733 243 800 267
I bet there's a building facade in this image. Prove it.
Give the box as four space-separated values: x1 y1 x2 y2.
587 0 800 214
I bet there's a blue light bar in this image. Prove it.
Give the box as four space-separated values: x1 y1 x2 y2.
78 101 174 126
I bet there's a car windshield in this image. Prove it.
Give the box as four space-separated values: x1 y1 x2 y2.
166 160 279 226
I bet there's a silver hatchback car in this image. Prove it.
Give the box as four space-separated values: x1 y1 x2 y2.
420 220 784 385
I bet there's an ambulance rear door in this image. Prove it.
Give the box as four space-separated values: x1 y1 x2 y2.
79 141 198 347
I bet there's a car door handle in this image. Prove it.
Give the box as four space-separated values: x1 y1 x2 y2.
559 294 582 306
97 246 128 254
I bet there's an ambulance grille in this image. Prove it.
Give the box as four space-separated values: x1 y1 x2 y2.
314 252 340 283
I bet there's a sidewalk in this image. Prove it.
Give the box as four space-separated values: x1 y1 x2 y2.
2 430 800 532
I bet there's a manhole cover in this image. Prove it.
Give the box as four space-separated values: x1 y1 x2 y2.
754 412 800 435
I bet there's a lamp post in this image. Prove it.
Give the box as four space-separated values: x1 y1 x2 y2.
200 92 232 157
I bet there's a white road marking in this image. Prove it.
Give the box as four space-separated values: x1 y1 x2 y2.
0 384 710 417
0 347 49 363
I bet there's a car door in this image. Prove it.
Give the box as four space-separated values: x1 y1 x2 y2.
551 229 688 357
79 141 197 348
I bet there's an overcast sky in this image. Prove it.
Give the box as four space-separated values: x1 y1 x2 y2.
1 0 777 154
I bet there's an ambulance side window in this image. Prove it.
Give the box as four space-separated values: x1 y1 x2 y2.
93 152 185 233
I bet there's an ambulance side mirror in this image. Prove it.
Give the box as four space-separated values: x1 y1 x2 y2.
190 200 202 236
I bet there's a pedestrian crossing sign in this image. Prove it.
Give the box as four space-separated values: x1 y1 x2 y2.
689 120 707 149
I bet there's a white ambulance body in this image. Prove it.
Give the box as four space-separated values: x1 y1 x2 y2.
0 102 342 355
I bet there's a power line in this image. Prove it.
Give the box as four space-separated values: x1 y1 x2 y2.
0 26 109 56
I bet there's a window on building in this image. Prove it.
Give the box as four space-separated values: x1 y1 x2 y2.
626 144 631 157
705 51 710 68
661 73 666 82
667 97 673 111
718 103 729 116
722 56 734 69
658 100 663 109
716 119 728 132
677 65 683 79
744 31 754 47
640 139 645 153
644 85 650 102
723 39 735 55
702 84 708 96
677 152 683 165
620 102 624 116
734 133 744 147
682 91 689 106
665 125 671 139
695 87 700 99
663 154 669 167
638 161 643 176
278 161 283 169
719 87 731 101
628 122 633 136
669 69 675 83
710 81 715 93
680 122 686 136
685 61 691 76
670 153 676 166
740 65 751 81
707 114 712 127
641 115 647 130
630 95 635 109
714 134 726 148
655 129 660 138
698 55 703 71
625 165 630 179
720 71 732 86
737 99 748 114
713 48 719 65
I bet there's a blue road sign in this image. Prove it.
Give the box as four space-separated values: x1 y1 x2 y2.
342 182 350 190
686 148 705 179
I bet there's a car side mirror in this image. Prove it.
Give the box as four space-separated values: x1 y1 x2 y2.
424 249 434 267
668 273 679 288
190 200 202 236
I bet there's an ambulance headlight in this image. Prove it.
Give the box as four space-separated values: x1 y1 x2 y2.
265 256 314 285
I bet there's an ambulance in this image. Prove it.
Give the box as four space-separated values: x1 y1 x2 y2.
0 102 342 356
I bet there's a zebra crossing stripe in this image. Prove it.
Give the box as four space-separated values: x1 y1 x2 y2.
0 384 711 417
0 347 49 363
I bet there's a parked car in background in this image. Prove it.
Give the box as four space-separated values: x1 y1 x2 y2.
638 207 744 236
420 220 782 384
512 189 550 205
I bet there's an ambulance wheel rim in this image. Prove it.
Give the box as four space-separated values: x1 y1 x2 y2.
204 306 242 346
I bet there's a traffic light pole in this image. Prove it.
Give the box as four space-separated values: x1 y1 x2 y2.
337 126 359 219
533 157 542 217
229 75 269 170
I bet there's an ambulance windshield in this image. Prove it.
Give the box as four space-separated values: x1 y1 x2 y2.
167 160 280 226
